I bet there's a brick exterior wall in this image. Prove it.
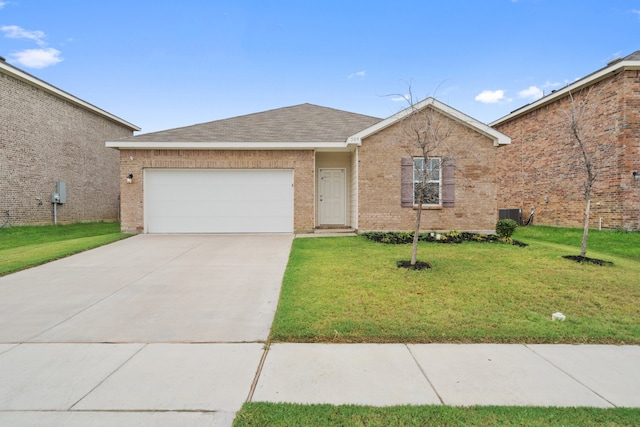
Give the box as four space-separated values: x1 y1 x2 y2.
494 70 640 230
118 149 315 233
357 108 500 233
1 70 134 226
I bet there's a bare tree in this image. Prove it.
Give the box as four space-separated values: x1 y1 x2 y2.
396 90 455 266
563 79 616 258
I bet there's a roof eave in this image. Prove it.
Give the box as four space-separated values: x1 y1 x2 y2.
491 59 640 127
0 60 140 132
105 141 349 150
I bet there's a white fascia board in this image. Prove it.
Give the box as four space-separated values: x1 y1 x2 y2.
105 141 348 150
348 97 510 147
1 61 140 131
491 58 640 127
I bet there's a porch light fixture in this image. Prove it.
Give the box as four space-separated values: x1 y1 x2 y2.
126 173 134 184
634 171 640 181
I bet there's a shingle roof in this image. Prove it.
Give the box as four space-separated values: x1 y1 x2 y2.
121 103 382 143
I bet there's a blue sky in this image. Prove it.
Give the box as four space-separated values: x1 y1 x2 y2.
1 1 638 134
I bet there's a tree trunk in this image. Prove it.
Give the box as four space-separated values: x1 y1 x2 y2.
580 197 590 257
411 200 422 266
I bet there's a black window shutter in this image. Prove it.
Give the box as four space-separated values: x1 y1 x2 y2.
401 157 414 207
442 157 455 208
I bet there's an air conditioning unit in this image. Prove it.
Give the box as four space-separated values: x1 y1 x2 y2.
499 208 522 225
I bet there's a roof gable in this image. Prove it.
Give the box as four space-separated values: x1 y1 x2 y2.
349 97 510 146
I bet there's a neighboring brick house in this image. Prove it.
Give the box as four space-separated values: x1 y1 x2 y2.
492 51 640 231
1 59 139 226
108 98 509 234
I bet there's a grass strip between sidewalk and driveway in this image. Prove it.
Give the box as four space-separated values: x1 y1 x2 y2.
271 227 640 344
0 222 130 276
233 403 640 427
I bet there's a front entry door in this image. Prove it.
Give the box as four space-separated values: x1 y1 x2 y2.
318 168 346 225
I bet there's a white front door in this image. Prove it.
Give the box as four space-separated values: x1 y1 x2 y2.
318 168 346 225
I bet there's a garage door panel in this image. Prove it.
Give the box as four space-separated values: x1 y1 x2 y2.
148 216 287 233
146 200 291 218
145 169 293 233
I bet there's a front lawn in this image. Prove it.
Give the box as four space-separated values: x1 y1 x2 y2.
270 228 640 344
0 222 130 276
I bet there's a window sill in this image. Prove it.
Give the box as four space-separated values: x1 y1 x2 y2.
412 205 443 210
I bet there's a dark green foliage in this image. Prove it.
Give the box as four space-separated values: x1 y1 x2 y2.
496 219 518 239
361 231 509 245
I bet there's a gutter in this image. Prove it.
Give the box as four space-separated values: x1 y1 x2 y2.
105 141 354 150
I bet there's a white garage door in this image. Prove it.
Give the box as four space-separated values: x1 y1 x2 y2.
144 169 294 233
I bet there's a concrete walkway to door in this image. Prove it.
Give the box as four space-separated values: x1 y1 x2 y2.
0 234 293 427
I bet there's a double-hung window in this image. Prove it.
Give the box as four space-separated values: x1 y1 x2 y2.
401 156 454 208
413 157 441 205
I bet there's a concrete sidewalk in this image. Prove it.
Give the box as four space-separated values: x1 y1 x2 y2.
252 343 640 408
1 343 638 426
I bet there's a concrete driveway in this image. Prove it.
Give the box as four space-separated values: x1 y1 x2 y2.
0 234 292 343
0 234 293 426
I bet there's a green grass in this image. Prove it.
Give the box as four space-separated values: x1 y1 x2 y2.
514 226 640 262
270 228 640 344
234 403 640 426
0 222 130 276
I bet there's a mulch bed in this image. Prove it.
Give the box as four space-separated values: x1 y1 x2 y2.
562 255 614 266
396 260 432 270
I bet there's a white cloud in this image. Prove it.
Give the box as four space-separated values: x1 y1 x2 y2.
0 1 8 9
10 48 62 68
633 10 640 19
348 70 366 79
517 85 544 101
2 25 63 68
475 89 506 104
1 25 47 46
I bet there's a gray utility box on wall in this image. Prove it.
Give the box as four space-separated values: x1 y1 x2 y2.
51 181 67 204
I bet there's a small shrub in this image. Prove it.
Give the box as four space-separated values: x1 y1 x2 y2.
442 230 464 243
362 231 415 244
496 219 518 239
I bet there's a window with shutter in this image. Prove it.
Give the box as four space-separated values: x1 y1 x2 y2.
401 157 454 208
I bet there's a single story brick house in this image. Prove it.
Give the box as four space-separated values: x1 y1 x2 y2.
107 98 510 234
491 51 640 231
1 58 140 225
